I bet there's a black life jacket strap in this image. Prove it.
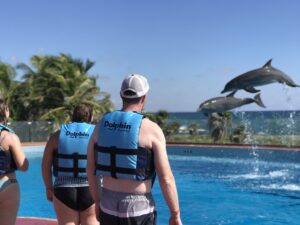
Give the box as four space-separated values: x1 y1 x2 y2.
94 145 150 178
95 164 146 178
53 151 87 178
56 153 87 160
94 145 148 155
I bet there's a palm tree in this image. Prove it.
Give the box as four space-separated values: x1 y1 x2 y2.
188 123 199 136
0 61 17 101
144 110 169 127
164 122 180 138
208 112 232 143
12 54 113 123
14 55 66 120
155 110 169 127
7 82 31 120
230 124 247 143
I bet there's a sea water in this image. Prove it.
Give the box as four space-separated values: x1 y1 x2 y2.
168 111 300 135
17 146 300 225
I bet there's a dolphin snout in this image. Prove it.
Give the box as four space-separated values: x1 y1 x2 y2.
221 87 229 94
221 84 231 94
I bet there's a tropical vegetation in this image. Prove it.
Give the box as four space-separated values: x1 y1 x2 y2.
1 54 113 126
0 61 17 102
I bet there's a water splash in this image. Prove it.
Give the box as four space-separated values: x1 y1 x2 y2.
282 84 296 146
260 184 300 192
240 111 261 173
222 170 289 180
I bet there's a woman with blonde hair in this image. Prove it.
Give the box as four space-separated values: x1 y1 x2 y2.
0 99 29 225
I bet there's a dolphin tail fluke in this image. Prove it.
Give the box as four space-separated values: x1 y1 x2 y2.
254 93 266 108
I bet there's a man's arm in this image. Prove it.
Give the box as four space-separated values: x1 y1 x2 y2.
87 124 101 218
152 124 182 225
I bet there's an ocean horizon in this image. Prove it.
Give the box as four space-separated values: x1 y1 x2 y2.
166 110 300 135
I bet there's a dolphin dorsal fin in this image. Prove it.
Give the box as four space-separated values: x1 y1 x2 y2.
262 59 272 68
227 91 236 97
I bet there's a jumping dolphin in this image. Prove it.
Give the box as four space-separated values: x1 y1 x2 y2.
221 59 300 94
198 91 266 114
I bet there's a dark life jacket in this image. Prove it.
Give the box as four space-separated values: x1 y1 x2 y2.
0 124 17 175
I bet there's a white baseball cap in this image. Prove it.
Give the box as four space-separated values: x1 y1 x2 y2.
120 74 150 98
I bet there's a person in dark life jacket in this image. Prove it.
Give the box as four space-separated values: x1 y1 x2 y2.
0 99 29 225
42 103 99 225
87 74 182 225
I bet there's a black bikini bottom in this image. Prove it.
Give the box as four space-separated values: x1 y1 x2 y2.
0 178 17 192
54 186 94 211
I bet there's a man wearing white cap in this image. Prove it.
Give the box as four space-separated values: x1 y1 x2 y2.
87 74 182 225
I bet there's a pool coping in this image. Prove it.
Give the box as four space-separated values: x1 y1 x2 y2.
167 143 300 151
16 217 57 225
21 142 300 151
22 142 47 147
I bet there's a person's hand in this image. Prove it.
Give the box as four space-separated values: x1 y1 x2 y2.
46 188 53 202
169 214 182 225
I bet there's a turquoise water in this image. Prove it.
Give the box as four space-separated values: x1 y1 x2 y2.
166 155 300 225
18 146 300 225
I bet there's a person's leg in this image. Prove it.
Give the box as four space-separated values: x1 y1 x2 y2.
99 207 119 225
53 194 80 225
123 211 157 225
0 181 20 225
79 203 99 225
77 186 99 225
99 188 119 225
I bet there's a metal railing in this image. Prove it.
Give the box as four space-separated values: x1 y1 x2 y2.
8 121 55 142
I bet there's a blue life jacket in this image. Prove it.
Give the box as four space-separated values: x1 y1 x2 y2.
53 122 95 178
0 124 17 175
94 111 155 181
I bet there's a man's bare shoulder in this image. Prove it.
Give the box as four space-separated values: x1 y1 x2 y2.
141 117 165 142
141 117 162 131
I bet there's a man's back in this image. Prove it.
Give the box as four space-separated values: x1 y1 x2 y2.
102 117 162 193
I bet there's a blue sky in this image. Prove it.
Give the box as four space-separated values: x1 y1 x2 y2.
1 0 300 112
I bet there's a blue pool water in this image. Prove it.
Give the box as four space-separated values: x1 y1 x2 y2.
18 146 300 225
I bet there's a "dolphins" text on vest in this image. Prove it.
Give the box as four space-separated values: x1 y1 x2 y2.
104 121 131 131
65 131 90 138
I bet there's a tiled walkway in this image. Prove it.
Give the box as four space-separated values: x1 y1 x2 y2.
16 217 58 225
